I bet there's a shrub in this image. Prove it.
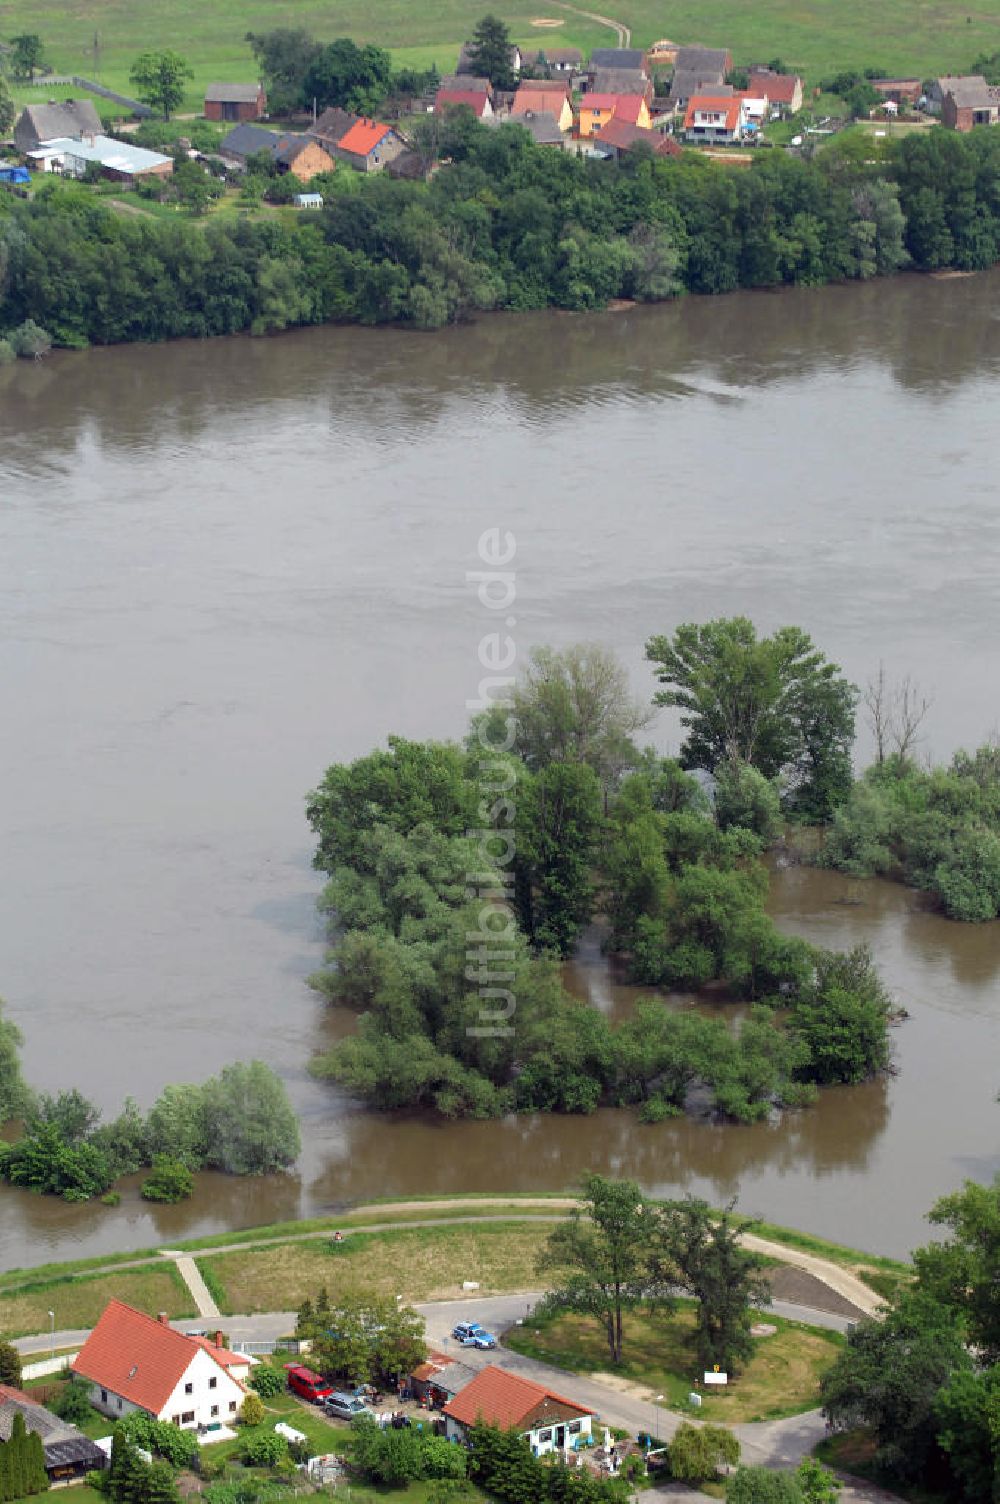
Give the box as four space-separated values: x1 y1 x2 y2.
53 1376 97 1426
727 1466 803 1502
248 1364 284 1398
240 1393 266 1427
101 1190 122 1206
241 1429 289 1466
0 1340 22 1387
141 1156 195 1203
669 1423 739 1484
0 340 15 365
10 321 52 358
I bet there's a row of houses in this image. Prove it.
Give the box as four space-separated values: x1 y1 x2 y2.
1 1300 597 1484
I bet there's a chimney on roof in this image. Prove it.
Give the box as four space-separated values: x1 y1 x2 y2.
157 1312 169 1325
214 1331 224 1348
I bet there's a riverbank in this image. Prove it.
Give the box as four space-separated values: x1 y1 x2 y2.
0 1197 900 1338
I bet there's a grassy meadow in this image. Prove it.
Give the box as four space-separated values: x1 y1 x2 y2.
3 0 996 118
0 1262 193 1340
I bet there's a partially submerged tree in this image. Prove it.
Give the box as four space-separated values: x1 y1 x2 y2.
863 663 932 766
0 1000 32 1125
510 642 654 784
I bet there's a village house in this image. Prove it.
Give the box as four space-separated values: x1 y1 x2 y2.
594 117 682 159
26 134 173 184
588 47 647 76
204 83 267 122
684 93 744 144
869 77 922 106
332 118 407 173
14 99 102 154
511 83 573 132
941 76 1000 130
435 86 494 118
927 74 980 113
0 1385 105 1485
747 69 804 113
220 124 334 178
73 1302 251 1431
456 41 522 76
308 107 360 153
590 68 653 103
443 1367 595 1457
534 46 582 74
496 109 566 145
579 93 651 137
408 1355 477 1407
668 45 732 112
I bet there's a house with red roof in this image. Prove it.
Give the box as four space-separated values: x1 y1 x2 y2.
595 117 682 159
333 118 407 173
511 85 573 132
747 70 804 114
684 94 744 143
72 1301 251 1432
442 1365 594 1457
435 87 494 119
579 93 651 137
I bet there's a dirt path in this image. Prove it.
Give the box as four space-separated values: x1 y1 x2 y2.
551 0 631 48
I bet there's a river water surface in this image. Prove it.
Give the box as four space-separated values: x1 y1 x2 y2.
1 273 999 1269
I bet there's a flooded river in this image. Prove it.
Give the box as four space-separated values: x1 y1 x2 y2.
1 273 999 1268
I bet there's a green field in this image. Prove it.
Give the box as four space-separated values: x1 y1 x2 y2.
2 0 996 119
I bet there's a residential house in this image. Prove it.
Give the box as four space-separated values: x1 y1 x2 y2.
220 122 280 164
26 134 173 184
0 1385 105 1485
684 94 743 144
409 1356 477 1407
869 77 922 106
435 87 494 119
332 118 407 172
579 93 651 137
456 42 522 76
204 83 267 122
220 124 334 177
941 76 1000 130
535 46 582 73
668 45 732 111
596 117 682 158
926 75 970 114
511 84 573 132
591 68 653 102
588 48 646 75
14 99 102 154
73 1302 251 1431
443 1366 595 1457
497 109 566 145
747 69 804 113
308 107 360 153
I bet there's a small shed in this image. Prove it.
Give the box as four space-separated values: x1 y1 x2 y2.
294 191 324 208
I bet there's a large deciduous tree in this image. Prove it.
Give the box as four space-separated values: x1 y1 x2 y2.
129 50 193 119
302 38 393 114
515 760 603 954
645 618 857 820
913 1173 1000 1363
652 1198 770 1373
538 1174 668 1364
510 643 653 784
246 27 320 113
200 1061 300 1175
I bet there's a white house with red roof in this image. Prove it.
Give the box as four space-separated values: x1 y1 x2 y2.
72 1301 251 1432
442 1365 594 1457
684 93 745 143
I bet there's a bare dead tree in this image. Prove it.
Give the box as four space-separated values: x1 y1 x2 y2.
864 662 933 766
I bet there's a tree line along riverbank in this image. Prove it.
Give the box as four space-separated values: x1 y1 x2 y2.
1 119 999 344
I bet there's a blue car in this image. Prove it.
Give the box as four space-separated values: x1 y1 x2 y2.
452 1321 498 1349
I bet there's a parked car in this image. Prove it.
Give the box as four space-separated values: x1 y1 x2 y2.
325 1391 374 1421
285 1364 334 1403
451 1322 498 1348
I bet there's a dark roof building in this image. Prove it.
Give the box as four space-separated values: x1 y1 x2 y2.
589 47 645 72
591 67 652 99
219 122 280 160
204 82 267 121
674 45 731 77
14 99 102 153
494 108 566 144
0 1386 106 1484
533 45 582 70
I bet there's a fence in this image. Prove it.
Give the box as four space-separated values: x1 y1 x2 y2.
25 74 153 117
21 1353 78 1381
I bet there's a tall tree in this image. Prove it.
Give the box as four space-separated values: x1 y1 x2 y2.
652 1198 770 1373
465 14 517 89
302 38 393 113
0 1340 20 1388
645 618 857 819
516 760 602 954
0 77 14 137
129 51 193 119
9 34 45 82
200 1060 300 1175
0 1001 32 1125
510 643 653 784
538 1174 668 1364
913 1173 1000 1363
246 27 320 113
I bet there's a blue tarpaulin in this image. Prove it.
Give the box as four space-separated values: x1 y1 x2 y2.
0 166 30 185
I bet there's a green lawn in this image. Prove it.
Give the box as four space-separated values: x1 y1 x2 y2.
0 1262 194 1340
506 1305 843 1424
3 0 994 118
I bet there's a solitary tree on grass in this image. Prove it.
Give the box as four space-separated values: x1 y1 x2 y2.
538 1174 669 1365
652 1198 770 1374
129 50 193 120
9 33 45 82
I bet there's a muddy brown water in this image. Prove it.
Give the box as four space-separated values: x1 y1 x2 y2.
1 274 999 1271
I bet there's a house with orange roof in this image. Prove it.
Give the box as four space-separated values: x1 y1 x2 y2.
747 70 804 114
684 93 744 143
72 1301 250 1432
511 85 573 132
579 93 651 138
333 118 406 173
435 87 494 119
442 1365 594 1456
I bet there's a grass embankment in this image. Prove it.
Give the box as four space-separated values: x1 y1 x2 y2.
0 1263 193 1340
198 1220 552 1314
814 1431 949 1504
507 1306 843 1424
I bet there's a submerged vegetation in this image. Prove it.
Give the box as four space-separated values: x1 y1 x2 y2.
306 627 896 1122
